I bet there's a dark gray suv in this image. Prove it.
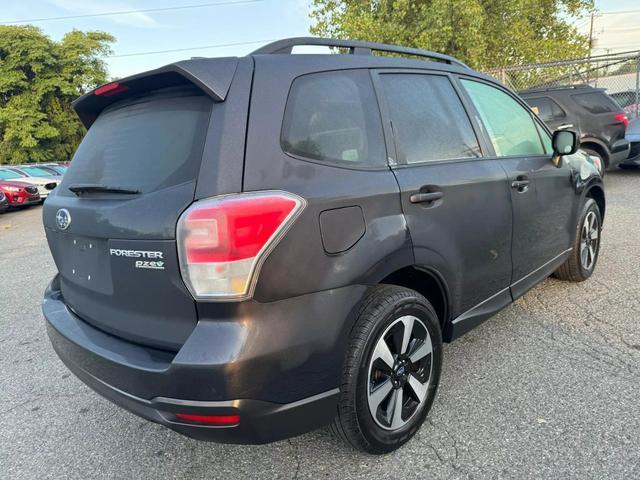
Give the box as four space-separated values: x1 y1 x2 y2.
42 38 605 454
520 85 630 172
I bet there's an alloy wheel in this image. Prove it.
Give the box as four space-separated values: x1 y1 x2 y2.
367 315 433 431
580 211 599 271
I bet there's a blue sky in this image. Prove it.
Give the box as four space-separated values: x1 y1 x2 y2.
1 0 638 79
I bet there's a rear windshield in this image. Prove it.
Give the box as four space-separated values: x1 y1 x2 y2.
62 87 212 194
571 91 620 114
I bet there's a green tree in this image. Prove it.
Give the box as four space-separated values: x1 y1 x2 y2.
310 0 594 70
0 26 114 164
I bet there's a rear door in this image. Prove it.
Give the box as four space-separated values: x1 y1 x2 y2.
43 84 228 351
522 95 569 131
374 70 513 337
459 78 575 299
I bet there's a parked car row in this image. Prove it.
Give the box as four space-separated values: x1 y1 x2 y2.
0 162 67 212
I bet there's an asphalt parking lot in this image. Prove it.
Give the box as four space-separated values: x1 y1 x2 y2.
1 169 639 479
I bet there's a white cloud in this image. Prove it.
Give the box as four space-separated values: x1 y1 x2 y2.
48 0 160 28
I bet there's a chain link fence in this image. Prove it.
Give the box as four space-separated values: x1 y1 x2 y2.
485 51 640 118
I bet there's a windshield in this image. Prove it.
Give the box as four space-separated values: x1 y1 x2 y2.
0 169 24 180
22 166 55 177
62 88 212 194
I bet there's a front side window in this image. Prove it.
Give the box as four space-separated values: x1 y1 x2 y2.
281 70 386 167
380 74 481 164
461 79 545 157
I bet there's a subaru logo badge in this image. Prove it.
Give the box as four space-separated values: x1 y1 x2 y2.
56 208 71 230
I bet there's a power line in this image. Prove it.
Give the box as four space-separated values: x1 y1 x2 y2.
0 0 262 25
108 39 276 58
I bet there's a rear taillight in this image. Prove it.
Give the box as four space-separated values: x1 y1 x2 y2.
177 191 305 301
614 113 629 129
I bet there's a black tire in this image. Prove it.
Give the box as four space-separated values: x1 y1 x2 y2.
554 198 602 282
331 285 442 454
583 148 606 177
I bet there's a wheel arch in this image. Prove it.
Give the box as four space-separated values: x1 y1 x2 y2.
580 138 610 167
585 183 606 221
379 265 450 332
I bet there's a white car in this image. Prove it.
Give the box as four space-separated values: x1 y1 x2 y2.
0 168 59 199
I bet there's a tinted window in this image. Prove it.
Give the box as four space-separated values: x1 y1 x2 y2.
462 80 545 157
535 122 553 154
525 97 566 122
62 87 212 194
571 91 619 114
281 70 386 167
380 74 480 163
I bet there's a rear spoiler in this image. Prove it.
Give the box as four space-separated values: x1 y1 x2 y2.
72 57 239 128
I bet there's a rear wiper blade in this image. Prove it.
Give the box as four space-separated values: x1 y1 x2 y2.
68 184 140 195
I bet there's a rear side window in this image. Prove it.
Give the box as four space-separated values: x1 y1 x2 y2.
281 70 386 167
461 79 545 157
62 87 212 194
380 74 481 164
525 97 566 122
571 92 619 114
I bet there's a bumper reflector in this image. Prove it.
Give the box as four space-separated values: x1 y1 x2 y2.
174 413 240 426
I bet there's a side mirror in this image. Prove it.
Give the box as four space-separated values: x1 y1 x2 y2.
551 129 579 168
552 129 579 156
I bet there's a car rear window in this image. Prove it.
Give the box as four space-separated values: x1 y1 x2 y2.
281 70 386 168
62 87 212 194
571 91 620 114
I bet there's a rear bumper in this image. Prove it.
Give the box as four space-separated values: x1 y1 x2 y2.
609 139 630 168
43 276 364 443
622 141 640 166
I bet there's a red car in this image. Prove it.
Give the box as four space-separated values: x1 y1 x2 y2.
0 181 41 207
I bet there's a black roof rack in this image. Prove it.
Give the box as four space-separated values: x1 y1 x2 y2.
519 84 597 94
251 37 470 69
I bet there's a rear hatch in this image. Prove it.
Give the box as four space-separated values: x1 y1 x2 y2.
43 61 242 351
571 89 628 145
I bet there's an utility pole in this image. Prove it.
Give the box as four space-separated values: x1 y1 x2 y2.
587 12 594 84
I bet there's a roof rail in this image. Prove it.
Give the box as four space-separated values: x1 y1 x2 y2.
519 84 595 94
251 37 470 69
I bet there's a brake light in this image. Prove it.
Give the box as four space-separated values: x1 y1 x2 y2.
94 82 129 97
613 113 629 129
177 191 305 300
174 413 240 426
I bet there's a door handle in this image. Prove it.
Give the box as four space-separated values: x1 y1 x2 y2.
410 191 443 204
511 176 530 192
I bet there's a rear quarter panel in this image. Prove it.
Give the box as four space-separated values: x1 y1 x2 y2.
243 56 412 303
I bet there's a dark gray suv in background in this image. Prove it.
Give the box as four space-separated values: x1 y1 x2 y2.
520 85 630 173
42 38 605 454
